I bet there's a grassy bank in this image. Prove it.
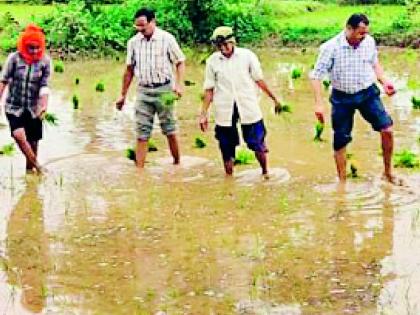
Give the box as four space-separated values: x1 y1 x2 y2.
0 1 419 55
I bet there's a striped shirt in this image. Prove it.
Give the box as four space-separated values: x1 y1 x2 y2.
126 27 186 87
310 31 378 94
0 52 51 118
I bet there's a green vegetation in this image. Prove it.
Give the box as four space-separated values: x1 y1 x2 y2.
95 81 105 92
43 112 59 126
184 80 196 86
346 153 359 178
194 136 207 149
412 96 420 109
125 147 136 161
393 149 419 168
54 60 64 73
72 94 79 109
75 77 80 85
322 79 331 90
147 139 158 152
276 103 292 115
291 67 302 80
161 92 178 108
313 122 325 142
234 148 255 165
0 143 15 156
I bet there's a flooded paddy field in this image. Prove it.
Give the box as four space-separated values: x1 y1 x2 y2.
0 47 419 314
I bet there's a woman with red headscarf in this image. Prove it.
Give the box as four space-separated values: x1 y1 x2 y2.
0 24 51 174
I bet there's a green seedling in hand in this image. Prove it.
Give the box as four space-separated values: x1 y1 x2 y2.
313 121 325 142
0 143 15 156
275 102 292 115
161 92 179 108
44 112 58 126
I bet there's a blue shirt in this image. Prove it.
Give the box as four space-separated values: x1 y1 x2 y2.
310 31 378 94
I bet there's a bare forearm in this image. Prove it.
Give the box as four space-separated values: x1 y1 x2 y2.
256 80 279 102
201 89 213 114
175 62 185 86
121 67 134 98
373 62 387 84
310 79 323 102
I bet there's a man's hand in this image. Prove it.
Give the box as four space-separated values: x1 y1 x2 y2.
315 101 325 123
173 83 184 98
37 102 47 119
199 112 208 132
382 81 396 97
274 100 282 114
116 96 126 111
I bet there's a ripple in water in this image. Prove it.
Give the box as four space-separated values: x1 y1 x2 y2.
235 168 291 187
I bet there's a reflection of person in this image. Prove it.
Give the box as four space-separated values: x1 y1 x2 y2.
6 178 48 313
310 14 398 184
116 7 186 168
0 24 51 174
199 26 282 177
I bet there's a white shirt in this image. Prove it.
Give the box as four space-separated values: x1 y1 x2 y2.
310 31 378 94
204 47 264 126
126 27 185 86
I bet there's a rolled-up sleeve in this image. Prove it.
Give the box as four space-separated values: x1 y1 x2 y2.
167 34 186 65
310 44 334 80
249 51 264 81
126 38 135 66
0 53 15 83
203 59 215 90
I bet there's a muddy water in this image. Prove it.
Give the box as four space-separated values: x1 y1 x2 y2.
0 48 419 314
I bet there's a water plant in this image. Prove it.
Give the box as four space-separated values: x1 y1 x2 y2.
72 94 79 109
161 92 178 108
275 103 292 114
184 80 196 86
412 96 420 109
393 149 419 168
95 81 105 92
346 153 359 178
75 77 80 85
291 67 302 80
234 148 255 165
44 112 58 126
194 136 207 148
0 143 15 156
54 60 64 73
147 139 158 152
322 79 331 90
313 121 325 142
125 147 136 161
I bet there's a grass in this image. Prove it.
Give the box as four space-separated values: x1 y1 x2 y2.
0 4 54 24
95 81 105 92
72 94 79 109
412 96 420 109
54 61 64 73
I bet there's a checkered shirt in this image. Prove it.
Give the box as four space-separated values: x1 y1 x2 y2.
1 52 51 118
310 31 378 94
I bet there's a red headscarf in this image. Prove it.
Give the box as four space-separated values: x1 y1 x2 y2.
17 24 46 65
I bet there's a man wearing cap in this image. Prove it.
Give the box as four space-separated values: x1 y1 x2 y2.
310 14 398 184
199 26 282 177
116 7 185 168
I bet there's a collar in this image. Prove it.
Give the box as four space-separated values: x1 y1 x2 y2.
138 27 162 41
339 31 367 49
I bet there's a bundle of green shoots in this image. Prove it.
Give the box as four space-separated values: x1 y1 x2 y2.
412 96 420 109
275 102 292 115
393 149 419 168
0 143 15 156
194 136 207 148
313 121 325 142
161 92 179 108
234 148 255 165
43 112 58 126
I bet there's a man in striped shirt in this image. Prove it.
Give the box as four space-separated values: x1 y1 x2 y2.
116 7 185 168
310 14 398 184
